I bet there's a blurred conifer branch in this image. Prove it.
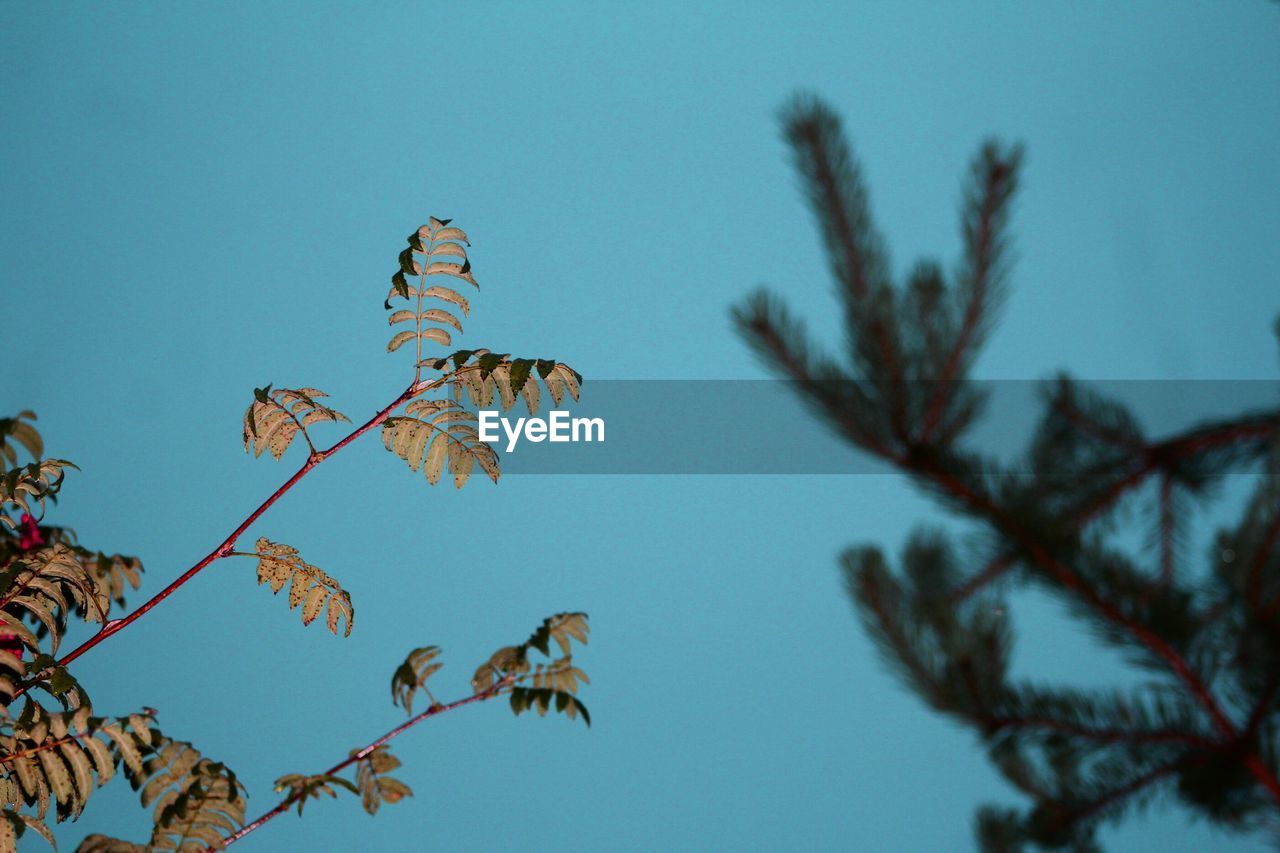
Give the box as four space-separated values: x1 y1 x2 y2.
734 93 1280 849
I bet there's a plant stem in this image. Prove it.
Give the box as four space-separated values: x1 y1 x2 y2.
14 380 440 700
216 677 513 851
0 733 81 764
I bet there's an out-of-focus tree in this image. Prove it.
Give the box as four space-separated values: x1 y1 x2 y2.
735 94 1280 850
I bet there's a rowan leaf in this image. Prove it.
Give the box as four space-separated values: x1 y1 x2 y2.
389 647 443 716
382 402 499 488
252 538 353 637
242 388 347 460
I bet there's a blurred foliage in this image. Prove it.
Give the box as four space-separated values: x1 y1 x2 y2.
735 93 1280 849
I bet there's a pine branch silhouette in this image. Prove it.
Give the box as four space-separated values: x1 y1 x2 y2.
734 92 1280 850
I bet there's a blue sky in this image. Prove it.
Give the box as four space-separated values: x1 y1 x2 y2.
3 2 1279 850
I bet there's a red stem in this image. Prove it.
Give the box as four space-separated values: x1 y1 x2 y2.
216 678 511 850
746 314 897 460
13 383 422 698
1051 394 1146 454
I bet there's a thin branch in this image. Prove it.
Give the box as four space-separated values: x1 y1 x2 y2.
0 733 81 765
856 572 948 710
733 293 897 459
1070 414 1279 530
1070 460 1155 529
10 377 452 702
216 677 515 850
1050 391 1147 455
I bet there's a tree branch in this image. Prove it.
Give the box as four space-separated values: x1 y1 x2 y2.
216 677 515 851
784 99 908 438
11 379 440 703
910 458 1280 806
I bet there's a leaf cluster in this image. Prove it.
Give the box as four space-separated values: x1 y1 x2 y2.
389 647 442 716
474 612 592 726
350 746 411 816
1 702 243 853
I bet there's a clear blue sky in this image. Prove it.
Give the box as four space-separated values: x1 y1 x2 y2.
3 2 1279 850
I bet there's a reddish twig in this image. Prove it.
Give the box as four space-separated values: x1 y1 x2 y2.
11 378 443 702
741 308 898 460
215 677 514 851
1070 461 1156 529
0 733 83 765
857 572 948 709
